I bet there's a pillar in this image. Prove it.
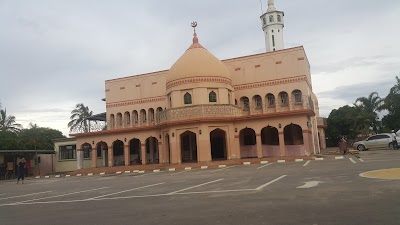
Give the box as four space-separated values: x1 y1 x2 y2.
198 128 211 162
77 149 83 169
303 130 312 155
91 146 97 168
141 144 147 165
108 147 114 167
278 132 286 156
124 145 130 166
256 134 263 158
158 140 163 164
234 134 240 159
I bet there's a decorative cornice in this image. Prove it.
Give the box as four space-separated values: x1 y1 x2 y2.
233 75 309 91
106 97 166 109
166 76 232 89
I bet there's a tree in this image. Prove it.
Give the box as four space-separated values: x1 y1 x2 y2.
325 105 358 147
0 131 19 150
0 108 22 133
354 92 383 133
68 103 94 133
381 76 400 130
19 126 65 150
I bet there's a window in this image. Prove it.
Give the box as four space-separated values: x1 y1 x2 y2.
59 145 76 160
83 144 91 159
272 35 275 47
242 97 250 109
184 92 192 104
169 96 172 108
293 90 302 103
280 92 289 106
97 147 102 157
133 111 139 124
254 96 262 108
269 15 274 22
209 91 217 102
277 15 281 22
263 18 266 25
267 94 275 107
149 109 155 121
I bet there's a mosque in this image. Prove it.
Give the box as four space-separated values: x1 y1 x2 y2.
66 0 327 170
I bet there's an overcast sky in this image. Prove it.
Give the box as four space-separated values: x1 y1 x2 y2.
1 0 399 136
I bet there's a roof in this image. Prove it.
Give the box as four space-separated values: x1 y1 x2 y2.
0 150 55 154
87 112 106 121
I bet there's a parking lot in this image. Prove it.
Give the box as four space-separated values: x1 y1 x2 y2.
1 150 400 225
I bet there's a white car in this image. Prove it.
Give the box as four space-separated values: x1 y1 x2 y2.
353 133 397 151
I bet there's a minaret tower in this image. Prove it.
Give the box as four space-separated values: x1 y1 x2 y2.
260 0 284 52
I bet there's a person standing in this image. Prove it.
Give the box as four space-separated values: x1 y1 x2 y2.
339 137 348 155
17 158 26 184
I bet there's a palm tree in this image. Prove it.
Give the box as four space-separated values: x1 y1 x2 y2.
0 108 22 133
355 92 383 133
68 103 93 133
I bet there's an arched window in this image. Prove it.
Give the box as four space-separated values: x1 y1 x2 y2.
263 17 267 25
269 15 274 23
241 97 250 109
266 94 275 107
253 95 262 108
280 92 289 106
184 93 192 104
209 91 217 102
292 90 303 103
277 15 281 22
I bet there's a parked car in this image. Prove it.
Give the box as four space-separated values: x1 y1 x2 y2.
353 133 397 151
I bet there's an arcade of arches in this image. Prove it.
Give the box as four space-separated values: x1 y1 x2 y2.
75 123 315 169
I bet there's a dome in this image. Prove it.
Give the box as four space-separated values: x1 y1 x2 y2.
166 32 232 84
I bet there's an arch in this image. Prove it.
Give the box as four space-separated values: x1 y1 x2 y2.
210 129 227 160
156 107 163 123
132 110 139 125
184 92 192 104
269 15 274 22
263 17 267 25
261 126 280 157
96 142 108 167
148 108 155 124
279 91 289 106
253 95 262 109
235 99 238 106
209 91 217 103
140 109 147 125
284 124 304 145
277 14 281 22
292 89 303 104
240 97 250 110
109 114 115 129
129 138 141 165
145 137 159 164
112 140 124 166
116 113 122 128
239 128 257 158
180 131 198 163
81 143 92 159
124 111 131 128
266 93 276 107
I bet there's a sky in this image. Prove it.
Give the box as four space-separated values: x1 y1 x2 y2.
0 0 399 136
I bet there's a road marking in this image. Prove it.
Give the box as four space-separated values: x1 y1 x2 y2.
89 183 165 199
257 163 273 169
0 193 6 196
363 159 400 162
0 191 52 201
210 166 235 173
335 156 344 160
255 175 287 190
349 158 357 164
167 179 223 195
303 160 311 167
296 181 322 189
359 158 365 162
170 170 188 176
16 187 109 204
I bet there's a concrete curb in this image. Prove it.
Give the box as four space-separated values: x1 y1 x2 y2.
133 170 139 173
243 162 251 165
261 161 269 164
335 156 344 160
100 172 106 175
76 174 82 177
124 171 131 174
65 175 71 177
218 165 226 168
138 170 145 174
277 160 286 163
185 167 192 170
153 169 161 173
35 176 40 179
169 168 176 171
88 173 94 176
45 176 50 178
55 175 61 178
116 171 122 174
201 166 208 169
295 159 304 162
315 158 324 161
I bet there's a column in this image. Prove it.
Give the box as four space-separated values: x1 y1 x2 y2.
234 134 240 159
124 145 130 166
108 147 114 167
256 134 263 158
278 132 286 156
303 131 312 155
158 140 163 164
141 144 147 165
91 146 97 168
77 149 83 169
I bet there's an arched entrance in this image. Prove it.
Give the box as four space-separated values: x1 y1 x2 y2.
181 131 197 163
96 142 108 167
210 129 227 160
129 139 141 165
113 140 124 166
146 137 159 164
165 134 171 163
284 124 305 156
239 128 257 158
261 126 280 157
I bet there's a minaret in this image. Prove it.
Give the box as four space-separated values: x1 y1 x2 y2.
260 0 284 52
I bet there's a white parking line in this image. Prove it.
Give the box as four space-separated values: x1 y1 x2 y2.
0 191 52 201
257 163 273 169
359 158 365 162
89 183 165 199
209 166 235 172
167 179 224 195
16 187 109 204
255 175 287 190
0 193 7 196
303 160 311 167
349 158 357 164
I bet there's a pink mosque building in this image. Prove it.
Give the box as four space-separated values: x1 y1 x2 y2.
70 0 327 169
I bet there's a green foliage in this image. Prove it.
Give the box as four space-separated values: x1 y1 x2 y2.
325 105 358 146
354 92 383 133
381 76 400 130
68 103 93 133
0 131 19 150
0 108 22 133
